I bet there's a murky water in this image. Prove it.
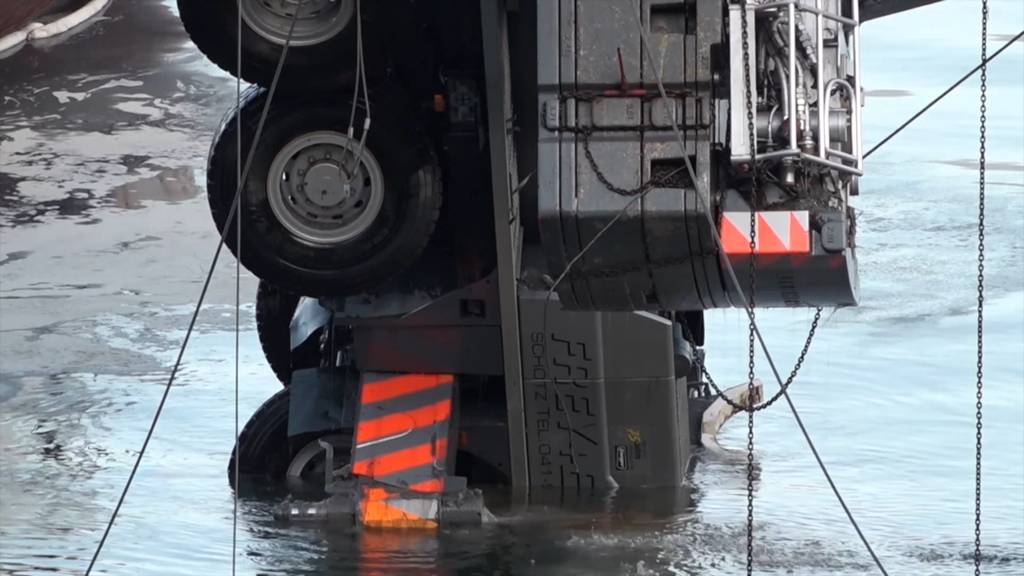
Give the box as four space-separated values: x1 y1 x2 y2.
1 1 1022 575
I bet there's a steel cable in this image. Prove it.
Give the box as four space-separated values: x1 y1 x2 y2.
83 6 304 574
864 29 1021 160
231 1 243 574
346 0 371 185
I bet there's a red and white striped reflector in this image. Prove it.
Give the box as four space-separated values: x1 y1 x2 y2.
720 211 811 255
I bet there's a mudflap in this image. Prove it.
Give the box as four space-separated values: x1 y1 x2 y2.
278 371 492 528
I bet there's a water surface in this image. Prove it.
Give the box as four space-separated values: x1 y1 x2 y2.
1 1 1021 574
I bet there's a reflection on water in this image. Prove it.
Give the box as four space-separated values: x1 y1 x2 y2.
0 0 1021 575
108 167 199 209
0 0 230 230
2 167 201 225
933 158 1024 172
864 89 914 98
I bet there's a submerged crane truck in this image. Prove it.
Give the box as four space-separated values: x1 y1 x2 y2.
176 0 939 527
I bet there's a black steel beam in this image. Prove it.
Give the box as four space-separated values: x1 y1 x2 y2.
480 0 529 488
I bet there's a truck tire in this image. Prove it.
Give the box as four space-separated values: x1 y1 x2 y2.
255 281 301 385
255 281 334 385
207 86 443 297
228 387 351 488
177 0 381 89
228 387 292 485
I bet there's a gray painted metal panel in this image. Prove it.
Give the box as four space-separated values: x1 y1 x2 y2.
559 0 590 308
682 165 710 308
538 0 725 311
537 0 568 301
600 311 673 381
604 376 686 485
644 0 689 86
644 184 704 310
288 367 352 437
519 294 690 488
348 274 505 375
575 0 641 88
576 136 650 308
575 0 652 310
353 325 504 376
602 311 688 487
534 0 860 311
694 0 728 308
519 293 616 490
642 1 704 310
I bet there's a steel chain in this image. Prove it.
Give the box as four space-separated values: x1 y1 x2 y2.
684 307 822 413
567 127 697 281
975 0 987 573
739 1 758 573
581 128 667 197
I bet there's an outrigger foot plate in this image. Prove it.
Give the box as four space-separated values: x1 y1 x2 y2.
274 478 493 528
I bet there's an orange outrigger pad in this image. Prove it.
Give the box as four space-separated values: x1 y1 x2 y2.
352 373 457 528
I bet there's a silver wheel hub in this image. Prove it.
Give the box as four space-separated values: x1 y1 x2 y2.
304 162 349 207
240 0 355 47
267 131 384 247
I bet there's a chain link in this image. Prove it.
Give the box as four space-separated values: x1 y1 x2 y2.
974 0 987 573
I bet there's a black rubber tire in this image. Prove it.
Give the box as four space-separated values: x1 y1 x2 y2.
207 86 443 297
176 0 383 89
255 281 301 385
228 384 355 489
255 281 329 385
228 387 292 486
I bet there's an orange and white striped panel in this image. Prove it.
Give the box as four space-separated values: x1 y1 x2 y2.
352 373 454 493
720 211 811 255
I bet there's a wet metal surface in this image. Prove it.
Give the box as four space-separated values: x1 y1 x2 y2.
1 1 1022 575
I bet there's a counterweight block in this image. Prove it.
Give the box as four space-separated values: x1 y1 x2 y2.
537 0 859 311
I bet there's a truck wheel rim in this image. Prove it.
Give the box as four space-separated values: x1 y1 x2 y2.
266 131 385 247
240 0 354 47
